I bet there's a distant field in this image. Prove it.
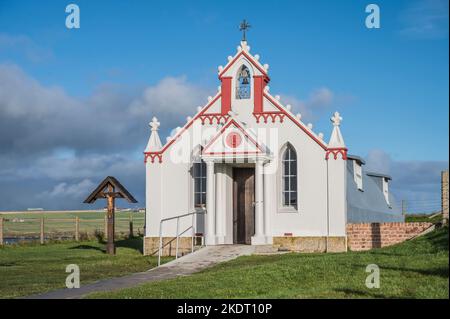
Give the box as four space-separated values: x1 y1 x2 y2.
0 211 145 241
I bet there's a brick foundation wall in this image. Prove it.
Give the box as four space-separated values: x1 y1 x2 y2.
346 222 433 251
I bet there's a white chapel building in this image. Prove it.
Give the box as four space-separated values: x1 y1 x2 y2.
143 38 401 255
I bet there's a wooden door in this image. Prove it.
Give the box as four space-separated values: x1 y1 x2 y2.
233 168 255 244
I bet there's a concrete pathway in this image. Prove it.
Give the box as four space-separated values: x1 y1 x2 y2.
26 245 256 299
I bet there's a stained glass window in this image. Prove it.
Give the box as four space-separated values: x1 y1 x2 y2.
236 65 251 99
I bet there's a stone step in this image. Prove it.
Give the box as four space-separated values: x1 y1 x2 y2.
254 244 286 255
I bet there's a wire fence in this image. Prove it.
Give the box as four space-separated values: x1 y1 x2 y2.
0 214 145 245
394 198 448 216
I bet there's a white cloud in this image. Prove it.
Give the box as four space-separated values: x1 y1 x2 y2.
0 64 210 157
282 87 335 121
0 64 210 210
0 33 53 62
399 0 449 39
40 179 96 199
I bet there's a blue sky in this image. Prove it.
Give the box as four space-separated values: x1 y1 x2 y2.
0 0 448 210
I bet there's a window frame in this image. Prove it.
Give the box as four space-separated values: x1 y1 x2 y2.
192 161 207 209
279 144 299 213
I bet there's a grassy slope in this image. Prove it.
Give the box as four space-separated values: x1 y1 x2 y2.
91 227 449 299
405 213 443 224
0 237 171 299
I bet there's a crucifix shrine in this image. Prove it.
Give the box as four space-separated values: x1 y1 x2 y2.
84 176 137 255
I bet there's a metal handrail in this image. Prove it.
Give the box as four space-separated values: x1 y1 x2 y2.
157 210 206 266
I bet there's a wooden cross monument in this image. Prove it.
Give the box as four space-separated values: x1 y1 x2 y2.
84 176 137 255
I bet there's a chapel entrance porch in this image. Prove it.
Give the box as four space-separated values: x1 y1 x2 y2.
201 156 272 246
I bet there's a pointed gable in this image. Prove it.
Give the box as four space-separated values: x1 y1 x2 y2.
202 119 267 156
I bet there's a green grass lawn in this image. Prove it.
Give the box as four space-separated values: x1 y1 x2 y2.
90 227 449 299
0 236 171 299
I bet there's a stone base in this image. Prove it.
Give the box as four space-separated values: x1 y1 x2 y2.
144 237 199 256
273 236 347 253
251 235 269 245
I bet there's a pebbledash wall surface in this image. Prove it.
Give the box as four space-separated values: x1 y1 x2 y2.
142 40 414 256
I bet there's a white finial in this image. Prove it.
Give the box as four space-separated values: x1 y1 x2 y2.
186 116 192 122
263 63 269 71
228 56 233 61
146 117 163 152
318 132 324 140
296 113 302 120
307 123 313 130
207 96 212 102
254 54 260 61
149 117 160 131
264 85 270 92
286 104 292 111
331 111 343 126
328 111 346 148
237 45 242 52
197 106 202 112
218 65 223 72
275 95 280 101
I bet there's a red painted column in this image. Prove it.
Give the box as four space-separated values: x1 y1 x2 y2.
253 75 265 113
221 77 232 115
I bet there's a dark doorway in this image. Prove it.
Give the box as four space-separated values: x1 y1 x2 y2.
233 168 255 244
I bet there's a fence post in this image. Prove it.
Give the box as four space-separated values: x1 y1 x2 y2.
442 170 449 224
402 200 407 217
129 213 133 238
75 217 80 241
0 217 3 246
104 214 108 239
40 217 45 244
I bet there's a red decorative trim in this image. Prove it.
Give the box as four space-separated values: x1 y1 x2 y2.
218 51 270 81
325 148 348 160
221 77 232 115
253 112 285 123
226 132 242 148
202 119 265 155
199 113 230 125
263 93 328 151
144 153 163 164
143 93 221 163
199 93 221 116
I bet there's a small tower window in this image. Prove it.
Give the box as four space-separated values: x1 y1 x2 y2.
236 65 251 99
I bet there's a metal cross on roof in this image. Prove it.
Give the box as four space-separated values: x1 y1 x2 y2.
239 19 251 42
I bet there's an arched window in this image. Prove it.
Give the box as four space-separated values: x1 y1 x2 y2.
282 145 297 209
191 146 206 208
236 65 251 99
193 160 206 207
